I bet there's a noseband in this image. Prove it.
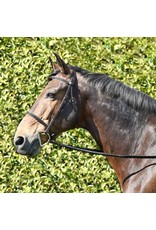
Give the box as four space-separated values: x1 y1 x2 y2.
27 71 77 145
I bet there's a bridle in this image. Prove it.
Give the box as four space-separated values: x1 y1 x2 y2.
27 71 156 159
27 70 77 143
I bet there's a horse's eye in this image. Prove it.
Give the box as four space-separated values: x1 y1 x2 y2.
46 93 55 98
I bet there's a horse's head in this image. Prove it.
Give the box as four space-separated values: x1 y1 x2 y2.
14 53 79 157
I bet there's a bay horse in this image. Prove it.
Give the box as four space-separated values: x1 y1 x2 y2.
14 53 156 192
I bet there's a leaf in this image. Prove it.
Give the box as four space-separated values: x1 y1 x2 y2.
1 37 156 193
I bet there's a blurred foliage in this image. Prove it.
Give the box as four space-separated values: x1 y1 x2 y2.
0 37 156 193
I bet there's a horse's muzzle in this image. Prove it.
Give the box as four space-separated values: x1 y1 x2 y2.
14 134 41 157
14 132 51 157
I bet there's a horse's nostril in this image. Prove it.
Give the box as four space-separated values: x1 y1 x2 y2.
15 136 25 146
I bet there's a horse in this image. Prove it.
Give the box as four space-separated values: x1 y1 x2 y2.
14 53 156 193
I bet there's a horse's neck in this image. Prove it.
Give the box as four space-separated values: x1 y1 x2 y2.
80 87 146 154
77 78 156 191
78 84 153 187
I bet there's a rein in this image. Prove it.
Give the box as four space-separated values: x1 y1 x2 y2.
27 74 156 159
50 139 156 159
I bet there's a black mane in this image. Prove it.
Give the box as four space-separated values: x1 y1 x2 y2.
69 65 156 114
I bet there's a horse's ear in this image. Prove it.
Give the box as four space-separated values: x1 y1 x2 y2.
53 52 70 75
49 57 58 70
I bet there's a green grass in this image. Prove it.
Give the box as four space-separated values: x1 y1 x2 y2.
0 37 156 192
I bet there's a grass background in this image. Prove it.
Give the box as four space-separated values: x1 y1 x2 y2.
0 37 156 192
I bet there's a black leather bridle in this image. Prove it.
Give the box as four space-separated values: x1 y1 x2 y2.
27 70 77 144
27 71 156 159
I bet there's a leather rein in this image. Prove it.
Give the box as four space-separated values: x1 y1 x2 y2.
27 73 156 159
